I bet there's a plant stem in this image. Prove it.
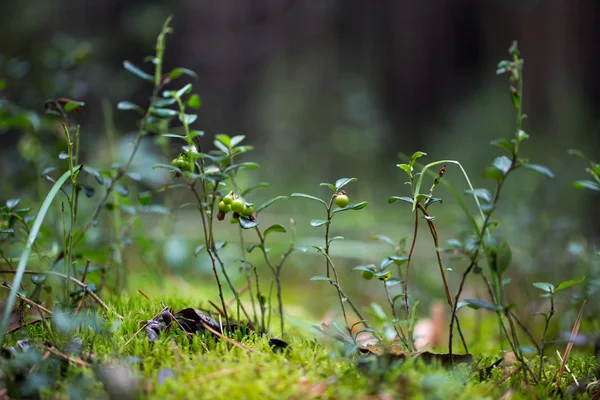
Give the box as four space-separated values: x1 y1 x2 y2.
404 210 419 320
538 296 554 381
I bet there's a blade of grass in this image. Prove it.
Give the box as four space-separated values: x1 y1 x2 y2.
0 167 80 346
555 300 586 388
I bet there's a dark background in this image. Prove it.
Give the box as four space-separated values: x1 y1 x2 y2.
1 0 599 315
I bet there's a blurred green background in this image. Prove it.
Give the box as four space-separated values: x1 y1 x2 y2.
1 1 599 327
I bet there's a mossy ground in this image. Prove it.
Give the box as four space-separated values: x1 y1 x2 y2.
3 278 598 400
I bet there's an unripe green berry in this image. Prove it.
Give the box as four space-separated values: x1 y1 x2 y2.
241 204 254 217
361 270 374 280
335 194 349 208
231 198 245 214
218 201 231 213
222 195 233 205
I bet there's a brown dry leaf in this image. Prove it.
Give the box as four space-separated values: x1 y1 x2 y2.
413 351 473 367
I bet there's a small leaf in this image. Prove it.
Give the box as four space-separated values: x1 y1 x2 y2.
573 180 600 191
389 256 408 264
310 219 328 227
187 94 202 109
115 185 129 197
320 183 337 191
6 198 20 210
517 129 528 141
464 189 492 203
179 114 197 125
264 224 286 237
291 193 327 206
567 149 587 160
309 275 332 282
371 235 396 248
150 108 177 118
58 151 69 160
532 282 555 293
332 201 368 214
230 135 246 147
215 241 227 250
328 236 344 244
247 244 260 253
386 278 402 287
169 67 198 80
523 163 554 179
175 84 192 98
491 138 514 153
123 60 153 81
483 166 504 182
397 164 412 175
464 298 502 311
117 101 144 114
239 216 258 229
139 205 170 214
496 240 512 274
409 151 427 166
388 196 413 205
492 156 512 175
554 276 585 292
194 245 206 256
138 191 152 206
335 177 357 190
256 196 287 214
63 100 85 113
78 184 95 198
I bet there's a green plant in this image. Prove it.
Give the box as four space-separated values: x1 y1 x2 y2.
292 179 368 334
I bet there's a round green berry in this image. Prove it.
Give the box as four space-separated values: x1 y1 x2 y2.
222 194 233 205
231 198 245 214
241 204 254 217
361 270 374 280
218 201 231 213
335 194 349 208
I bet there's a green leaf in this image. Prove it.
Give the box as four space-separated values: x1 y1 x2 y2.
463 298 502 311
223 162 260 173
388 196 413 205
353 265 376 272
63 100 85 112
574 180 600 191
230 135 246 147
496 240 512 274
389 256 408 264
150 108 177 118
138 191 152 206
517 130 528 141
567 149 587 160
182 95 202 111
6 198 20 210
523 163 554 179
194 245 206 256
532 282 555 293
386 278 402 287
154 97 177 107
123 60 153 81
309 276 332 282
409 151 427 166
215 134 231 147
239 216 258 229
332 201 368 214
115 184 129 197
175 83 192 98
554 276 585 292
491 138 514 153
246 244 260 253
264 224 286 237
371 235 396 249
0 167 81 344
310 219 328 227
464 189 492 203
320 183 337 191
169 67 198 80
397 164 412 175
328 236 344 244
256 196 287 214
161 133 187 140
179 114 197 125
152 163 183 175
291 193 327 206
492 156 512 175
483 166 504 182
335 177 357 190
117 101 144 114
